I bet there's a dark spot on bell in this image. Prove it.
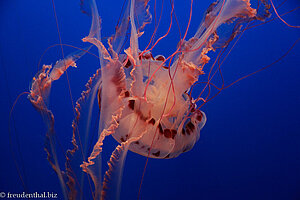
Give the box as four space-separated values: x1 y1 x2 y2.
124 91 130 97
186 128 191 135
109 74 125 96
164 129 172 138
120 137 126 142
171 129 177 139
97 88 102 111
144 53 152 60
111 68 125 94
140 115 147 121
137 111 147 121
134 141 139 145
196 113 203 121
158 123 163 134
182 128 186 135
147 147 150 151
164 154 170 159
155 55 165 62
152 151 160 157
148 118 156 125
186 121 195 131
124 59 131 68
128 100 135 110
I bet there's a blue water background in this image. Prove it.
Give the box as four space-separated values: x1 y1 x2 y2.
0 0 299 199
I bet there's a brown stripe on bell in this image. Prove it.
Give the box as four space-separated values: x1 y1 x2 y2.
164 154 170 159
128 99 135 110
136 110 148 122
139 52 154 60
163 129 177 139
123 58 132 68
154 55 165 62
111 68 126 94
186 121 195 131
124 90 130 97
158 123 163 134
185 121 195 135
152 151 160 157
120 134 129 142
182 128 186 135
148 118 156 125
97 87 102 110
196 112 203 122
171 129 177 138
155 55 168 69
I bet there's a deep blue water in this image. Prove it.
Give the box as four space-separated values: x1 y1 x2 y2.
0 0 299 199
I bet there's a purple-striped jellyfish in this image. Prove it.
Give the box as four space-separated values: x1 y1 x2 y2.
28 0 275 199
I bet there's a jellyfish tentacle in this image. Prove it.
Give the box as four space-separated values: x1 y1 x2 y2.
182 0 258 66
82 2 155 191
270 0 300 28
101 129 146 200
127 0 151 98
111 1 131 54
79 1 132 199
49 47 89 81
112 0 152 55
128 0 143 97
64 68 102 199
80 57 127 198
28 49 87 199
78 59 126 198
100 140 131 200
101 143 129 200
43 111 68 200
29 49 85 108
80 101 125 199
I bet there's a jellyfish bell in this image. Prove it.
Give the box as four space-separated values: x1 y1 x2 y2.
110 50 208 159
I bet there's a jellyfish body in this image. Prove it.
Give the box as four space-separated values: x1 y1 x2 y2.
110 53 207 159
28 0 270 199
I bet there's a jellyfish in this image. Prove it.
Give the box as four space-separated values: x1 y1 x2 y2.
26 0 296 199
